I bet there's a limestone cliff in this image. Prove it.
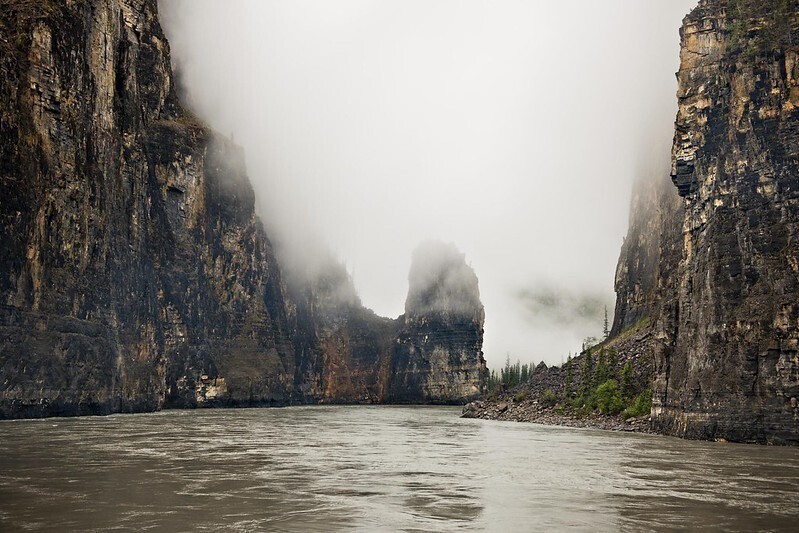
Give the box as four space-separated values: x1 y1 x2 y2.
612 0 799 444
290 242 487 405
470 0 799 444
0 0 485 418
288 259 396 404
0 0 296 416
649 0 799 444
388 242 488 403
611 174 683 338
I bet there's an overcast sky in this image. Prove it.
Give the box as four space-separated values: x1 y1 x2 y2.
159 0 696 369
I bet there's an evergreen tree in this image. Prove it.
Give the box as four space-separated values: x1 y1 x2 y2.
583 336 598 351
603 306 610 339
595 379 623 415
621 362 634 400
596 349 610 385
579 350 594 398
608 349 618 377
487 369 499 392
564 355 573 396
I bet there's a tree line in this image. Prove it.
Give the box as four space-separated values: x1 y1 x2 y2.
487 355 538 392
561 348 651 418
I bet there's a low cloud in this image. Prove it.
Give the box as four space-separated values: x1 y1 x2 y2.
406 240 482 319
516 286 607 327
159 0 696 368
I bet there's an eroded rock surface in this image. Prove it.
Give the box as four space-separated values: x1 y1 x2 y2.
650 0 799 444
388 242 488 403
289 242 487 405
466 1 799 444
0 0 296 416
0 0 486 418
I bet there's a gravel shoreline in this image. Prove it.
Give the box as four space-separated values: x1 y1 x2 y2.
461 399 653 433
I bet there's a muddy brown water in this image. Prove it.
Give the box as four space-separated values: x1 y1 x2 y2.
0 405 797 531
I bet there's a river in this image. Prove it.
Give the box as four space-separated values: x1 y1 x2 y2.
0 406 797 531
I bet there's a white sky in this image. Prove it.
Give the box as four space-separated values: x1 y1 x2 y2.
159 0 696 369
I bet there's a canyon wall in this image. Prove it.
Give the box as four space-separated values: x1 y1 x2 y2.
611 174 683 339
467 0 799 445
612 0 799 444
652 0 799 443
288 242 488 406
0 0 297 416
0 0 485 418
388 242 488 404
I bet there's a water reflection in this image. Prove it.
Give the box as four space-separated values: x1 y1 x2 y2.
0 406 797 531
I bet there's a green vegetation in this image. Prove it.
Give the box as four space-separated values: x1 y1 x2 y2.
595 380 624 415
578 350 593 398
595 349 611 386
622 389 653 419
564 355 574 394
559 347 652 419
541 389 557 408
609 316 651 344
727 0 795 59
621 361 633 399
484 312 652 419
487 355 535 393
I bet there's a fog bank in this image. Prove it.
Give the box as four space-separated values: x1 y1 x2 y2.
159 0 696 368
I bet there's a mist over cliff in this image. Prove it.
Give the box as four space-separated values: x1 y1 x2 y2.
470 0 799 445
405 241 482 319
158 0 696 367
0 0 487 418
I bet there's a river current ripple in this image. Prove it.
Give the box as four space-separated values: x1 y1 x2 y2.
0 406 797 531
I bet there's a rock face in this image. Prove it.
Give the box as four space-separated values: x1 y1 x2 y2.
0 0 296 416
613 0 799 444
288 259 397 404
654 0 799 444
611 174 683 338
0 0 486 418
289 242 487 405
388 241 488 403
